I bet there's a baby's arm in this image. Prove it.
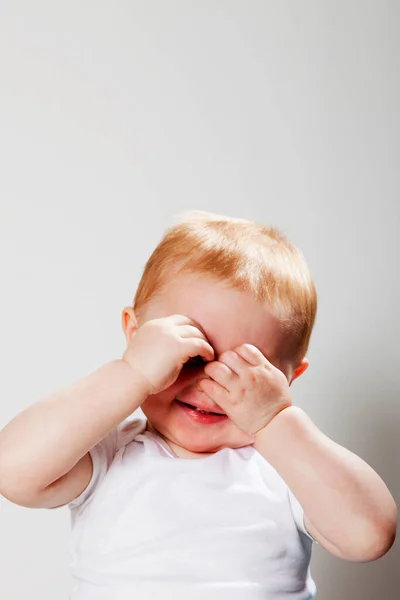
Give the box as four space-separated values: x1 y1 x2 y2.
0 314 213 510
0 360 150 508
198 343 397 562
254 407 397 561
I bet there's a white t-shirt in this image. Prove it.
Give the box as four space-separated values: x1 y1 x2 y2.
68 419 316 600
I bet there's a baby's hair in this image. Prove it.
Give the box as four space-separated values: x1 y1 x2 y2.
133 211 317 367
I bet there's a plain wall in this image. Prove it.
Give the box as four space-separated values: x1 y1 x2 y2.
0 1 399 598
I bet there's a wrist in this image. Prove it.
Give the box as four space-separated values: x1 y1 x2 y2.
254 406 310 458
117 358 152 399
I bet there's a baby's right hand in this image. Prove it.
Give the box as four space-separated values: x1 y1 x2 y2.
122 314 214 395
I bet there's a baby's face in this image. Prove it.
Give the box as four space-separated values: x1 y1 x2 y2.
138 273 287 458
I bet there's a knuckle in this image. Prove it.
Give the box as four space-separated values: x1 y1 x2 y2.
249 371 257 383
240 343 252 352
221 350 234 362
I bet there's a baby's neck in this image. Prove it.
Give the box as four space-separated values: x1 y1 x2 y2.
145 422 215 459
166 439 215 459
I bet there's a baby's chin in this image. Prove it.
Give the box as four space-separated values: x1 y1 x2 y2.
148 421 252 457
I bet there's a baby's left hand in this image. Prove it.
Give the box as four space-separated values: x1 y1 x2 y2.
197 344 292 436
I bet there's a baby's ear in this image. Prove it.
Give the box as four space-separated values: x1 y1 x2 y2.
121 307 139 341
289 358 309 385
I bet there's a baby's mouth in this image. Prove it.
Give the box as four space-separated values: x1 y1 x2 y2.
175 399 226 417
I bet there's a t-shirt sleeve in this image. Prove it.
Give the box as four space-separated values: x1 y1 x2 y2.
68 426 119 511
287 488 315 541
68 418 146 512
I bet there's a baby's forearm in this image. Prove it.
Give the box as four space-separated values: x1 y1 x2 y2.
0 360 149 496
254 406 397 561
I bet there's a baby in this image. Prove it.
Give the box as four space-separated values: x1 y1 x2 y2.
0 211 397 600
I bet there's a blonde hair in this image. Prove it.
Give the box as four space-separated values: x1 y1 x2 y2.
134 211 317 366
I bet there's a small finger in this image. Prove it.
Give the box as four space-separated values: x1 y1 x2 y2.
188 339 215 362
169 314 194 325
197 378 228 407
174 315 209 338
180 325 209 341
169 314 207 336
204 360 237 391
218 350 248 375
235 343 267 366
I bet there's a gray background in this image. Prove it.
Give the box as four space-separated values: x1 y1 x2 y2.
0 1 399 598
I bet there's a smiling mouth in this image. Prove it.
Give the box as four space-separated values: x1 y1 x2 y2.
175 399 226 416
